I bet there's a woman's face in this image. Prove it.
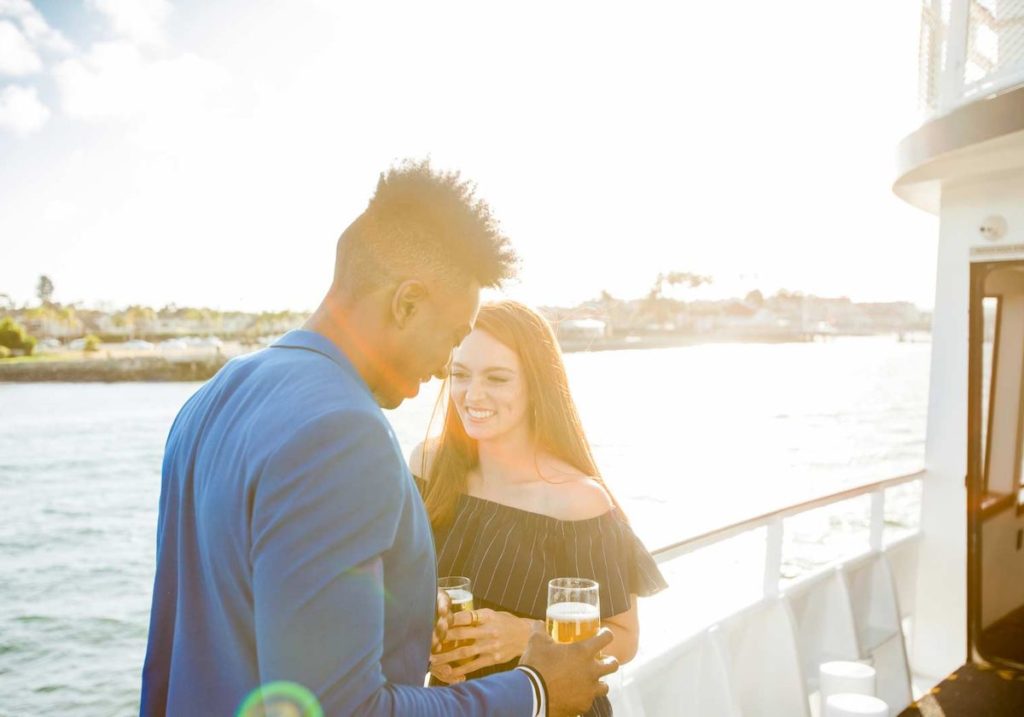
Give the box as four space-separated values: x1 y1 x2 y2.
449 328 530 442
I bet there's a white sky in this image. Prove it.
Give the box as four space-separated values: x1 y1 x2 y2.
0 0 938 312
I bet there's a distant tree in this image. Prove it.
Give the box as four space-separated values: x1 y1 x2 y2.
83 334 101 352
596 290 620 315
639 271 714 328
0 293 13 310
0 317 25 347
114 305 158 339
663 272 712 291
744 289 765 307
36 275 54 305
0 317 36 355
56 305 80 335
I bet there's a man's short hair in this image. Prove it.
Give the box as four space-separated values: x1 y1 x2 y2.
334 159 518 298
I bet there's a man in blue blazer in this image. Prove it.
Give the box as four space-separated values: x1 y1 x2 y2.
140 160 616 716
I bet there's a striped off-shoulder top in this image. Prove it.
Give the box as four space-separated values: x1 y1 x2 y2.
417 476 666 662
430 490 668 621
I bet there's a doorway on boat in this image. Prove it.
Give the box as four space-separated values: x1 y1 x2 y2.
968 260 1024 669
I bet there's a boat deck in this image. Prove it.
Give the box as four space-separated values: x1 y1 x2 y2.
982 603 1024 665
901 606 1024 717
899 604 1024 716
899 662 1024 717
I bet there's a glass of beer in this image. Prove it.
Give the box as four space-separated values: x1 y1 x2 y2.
546 577 600 644
438 576 474 656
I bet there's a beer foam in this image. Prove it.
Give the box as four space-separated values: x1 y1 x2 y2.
546 601 600 622
446 588 473 606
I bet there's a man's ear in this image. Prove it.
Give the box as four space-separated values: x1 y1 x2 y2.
391 280 428 329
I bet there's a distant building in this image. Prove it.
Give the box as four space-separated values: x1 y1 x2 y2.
557 318 609 342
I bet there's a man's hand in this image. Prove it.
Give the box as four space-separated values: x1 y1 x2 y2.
430 609 535 683
519 625 618 717
431 589 453 654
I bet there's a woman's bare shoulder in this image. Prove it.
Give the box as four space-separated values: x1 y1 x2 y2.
539 458 613 520
408 438 441 480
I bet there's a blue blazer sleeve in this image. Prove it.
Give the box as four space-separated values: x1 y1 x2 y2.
250 409 534 716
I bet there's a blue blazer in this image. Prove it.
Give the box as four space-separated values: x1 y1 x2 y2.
140 330 533 715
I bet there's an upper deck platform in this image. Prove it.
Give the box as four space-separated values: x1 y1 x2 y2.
895 0 1024 211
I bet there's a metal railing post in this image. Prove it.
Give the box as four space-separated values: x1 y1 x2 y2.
763 516 784 598
870 489 886 552
940 0 972 113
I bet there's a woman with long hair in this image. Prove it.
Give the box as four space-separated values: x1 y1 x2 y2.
412 300 666 716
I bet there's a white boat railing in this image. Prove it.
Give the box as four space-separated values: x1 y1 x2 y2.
617 471 925 716
920 0 1024 117
651 470 924 595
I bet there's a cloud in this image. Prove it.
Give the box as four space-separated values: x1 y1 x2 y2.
54 41 230 123
89 0 171 47
0 83 49 134
0 0 74 54
0 19 41 75
49 0 234 151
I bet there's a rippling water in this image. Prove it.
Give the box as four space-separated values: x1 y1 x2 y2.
0 336 929 716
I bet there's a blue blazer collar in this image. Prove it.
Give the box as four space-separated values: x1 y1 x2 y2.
271 329 359 376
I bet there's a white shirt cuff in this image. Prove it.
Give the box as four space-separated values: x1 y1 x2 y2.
514 665 547 717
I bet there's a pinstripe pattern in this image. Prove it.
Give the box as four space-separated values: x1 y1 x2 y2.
424 484 667 717
439 495 667 617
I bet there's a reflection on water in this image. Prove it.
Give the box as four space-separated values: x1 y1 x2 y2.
0 336 929 715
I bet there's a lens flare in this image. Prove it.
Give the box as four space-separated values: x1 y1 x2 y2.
236 681 323 717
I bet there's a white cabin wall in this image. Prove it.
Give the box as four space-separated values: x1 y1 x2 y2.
911 184 970 680
912 171 1024 679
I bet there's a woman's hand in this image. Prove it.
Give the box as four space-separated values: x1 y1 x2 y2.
429 608 537 683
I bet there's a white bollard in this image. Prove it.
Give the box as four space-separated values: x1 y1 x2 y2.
824 693 889 717
819 661 876 702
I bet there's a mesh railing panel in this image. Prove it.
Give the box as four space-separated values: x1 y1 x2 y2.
918 1 948 111
918 0 1024 114
965 0 1024 89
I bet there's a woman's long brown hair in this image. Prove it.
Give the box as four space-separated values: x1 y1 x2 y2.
420 300 626 530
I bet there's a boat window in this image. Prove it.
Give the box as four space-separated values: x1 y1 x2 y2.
981 296 998 490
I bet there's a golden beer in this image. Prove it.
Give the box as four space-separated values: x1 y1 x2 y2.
447 588 474 614
545 600 601 644
438 577 475 667
441 588 475 654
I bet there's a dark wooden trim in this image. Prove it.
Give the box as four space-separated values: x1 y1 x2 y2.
968 262 988 663
980 491 1017 518
970 260 1024 670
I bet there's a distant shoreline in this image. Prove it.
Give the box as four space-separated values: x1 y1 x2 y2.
0 354 229 383
558 331 811 353
0 332 929 383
